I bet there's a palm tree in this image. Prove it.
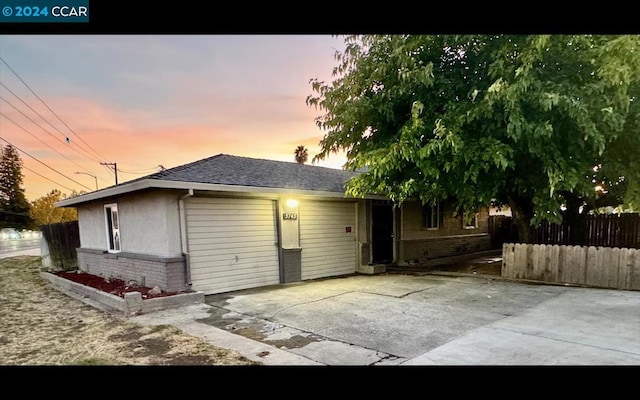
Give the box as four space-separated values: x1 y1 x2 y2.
294 145 308 164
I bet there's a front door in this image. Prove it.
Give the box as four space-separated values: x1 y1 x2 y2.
371 203 394 264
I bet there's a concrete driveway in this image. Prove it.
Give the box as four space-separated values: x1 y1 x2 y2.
132 271 640 366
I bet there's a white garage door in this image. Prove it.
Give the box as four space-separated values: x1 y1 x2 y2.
186 197 280 294
299 200 357 280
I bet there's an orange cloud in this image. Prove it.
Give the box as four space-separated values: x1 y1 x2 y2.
7 85 343 201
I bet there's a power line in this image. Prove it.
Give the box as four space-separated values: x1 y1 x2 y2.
22 164 75 192
0 136 93 191
1 57 149 190
0 81 106 164
0 106 101 178
0 56 109 162
0 82 73 142
0 82 112 185
118 166 163 174
118 170 152 176
0 94 111 186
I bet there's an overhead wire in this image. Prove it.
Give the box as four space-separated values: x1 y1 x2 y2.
0 81 105 164
0 56 109 163
0 55 166 191
21 164 75 192
118 166 163 174
0 136 93 191
0 104 104 180
0 58 117 187
0 98 111 186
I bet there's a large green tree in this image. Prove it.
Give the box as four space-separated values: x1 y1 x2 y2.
0 144 33 230
307 35 640 242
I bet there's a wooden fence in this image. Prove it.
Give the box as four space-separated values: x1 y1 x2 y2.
40 221 80 271
489 213 640 249
532 213 640 248
502 243 640 291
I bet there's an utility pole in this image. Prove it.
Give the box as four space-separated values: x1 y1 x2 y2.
100 162 118 185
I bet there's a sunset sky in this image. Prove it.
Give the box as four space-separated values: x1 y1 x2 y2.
0 35 348 201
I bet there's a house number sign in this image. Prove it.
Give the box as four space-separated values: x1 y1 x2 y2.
283 213 298 220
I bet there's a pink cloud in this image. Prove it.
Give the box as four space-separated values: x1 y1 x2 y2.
7 87 344 201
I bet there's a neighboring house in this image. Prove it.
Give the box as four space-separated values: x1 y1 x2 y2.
56 154 490 295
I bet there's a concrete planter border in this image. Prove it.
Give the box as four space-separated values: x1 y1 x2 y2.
41 271 204 316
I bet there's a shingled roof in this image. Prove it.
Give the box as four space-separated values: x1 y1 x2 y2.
56 154 368 207
143 153 358 192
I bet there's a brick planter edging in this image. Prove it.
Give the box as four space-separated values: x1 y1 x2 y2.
41 272 205 317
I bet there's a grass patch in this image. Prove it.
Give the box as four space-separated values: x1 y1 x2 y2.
0 256 259 366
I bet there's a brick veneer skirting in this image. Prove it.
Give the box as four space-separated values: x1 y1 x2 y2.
399 234 491 266
76 248 188 292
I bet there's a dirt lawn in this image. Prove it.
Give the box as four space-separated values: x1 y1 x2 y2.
0 256 260 366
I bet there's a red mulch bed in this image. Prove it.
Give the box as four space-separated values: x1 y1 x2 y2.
53 270 180 299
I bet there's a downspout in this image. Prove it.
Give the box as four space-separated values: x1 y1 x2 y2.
178 189 194 289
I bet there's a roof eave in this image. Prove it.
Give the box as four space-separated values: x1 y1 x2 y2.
55 179 387 207
56 179 156 207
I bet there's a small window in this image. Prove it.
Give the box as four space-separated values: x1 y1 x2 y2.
424 202 441 229
105 203 121 252
462 211 478 229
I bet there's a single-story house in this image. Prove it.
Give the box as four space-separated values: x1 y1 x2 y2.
56 154 491 295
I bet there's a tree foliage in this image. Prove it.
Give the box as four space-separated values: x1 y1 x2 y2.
294 145 309 164
0 145 33 229
29 189 78 227
307 35 640 241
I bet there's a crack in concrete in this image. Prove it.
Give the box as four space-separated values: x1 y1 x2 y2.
268 291 359 318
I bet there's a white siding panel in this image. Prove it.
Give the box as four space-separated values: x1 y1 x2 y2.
300 201 357 280
186 197 280 294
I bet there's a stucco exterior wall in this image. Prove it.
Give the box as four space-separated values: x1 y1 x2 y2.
76 189 183 258
77 203 107 250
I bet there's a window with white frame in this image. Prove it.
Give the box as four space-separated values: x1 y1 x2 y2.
424 202 441 229
462 211 478 229
104 203 121 252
